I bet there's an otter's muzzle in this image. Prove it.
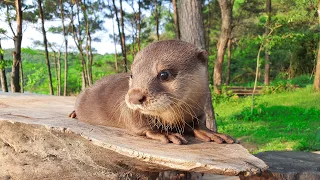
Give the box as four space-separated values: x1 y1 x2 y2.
127 89 147 105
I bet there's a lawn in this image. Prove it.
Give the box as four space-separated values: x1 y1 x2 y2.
214 86 320 154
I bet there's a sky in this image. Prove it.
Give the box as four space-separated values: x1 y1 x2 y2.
0 18 119 55
0 0 123 55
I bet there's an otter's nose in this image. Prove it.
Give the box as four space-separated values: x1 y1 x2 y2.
128 89 147 105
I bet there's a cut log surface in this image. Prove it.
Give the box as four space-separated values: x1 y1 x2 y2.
0 92 268 178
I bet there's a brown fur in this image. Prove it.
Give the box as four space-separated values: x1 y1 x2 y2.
73 40 234 144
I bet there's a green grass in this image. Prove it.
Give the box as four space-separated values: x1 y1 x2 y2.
215 86 320 154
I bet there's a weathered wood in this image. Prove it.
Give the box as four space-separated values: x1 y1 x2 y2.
224 86 263 96
0 92 268 177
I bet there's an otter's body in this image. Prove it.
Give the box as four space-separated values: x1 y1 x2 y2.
75 73 151 134
73 40 234 144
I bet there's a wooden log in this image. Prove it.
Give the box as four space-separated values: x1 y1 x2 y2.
0 92 268 179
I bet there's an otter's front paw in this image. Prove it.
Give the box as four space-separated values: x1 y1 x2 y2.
145 130 188 145
68 110 77 118
193 129 235 144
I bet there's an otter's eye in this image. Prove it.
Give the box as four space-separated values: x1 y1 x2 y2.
130 74 133 79
158 70 171 81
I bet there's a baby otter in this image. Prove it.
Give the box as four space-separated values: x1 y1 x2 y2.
71 40 234 144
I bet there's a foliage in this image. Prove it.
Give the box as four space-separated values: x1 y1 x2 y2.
216 86 320 153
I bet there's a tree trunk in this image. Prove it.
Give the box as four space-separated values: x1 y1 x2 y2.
11 0 23 93
38 0 54 95
213 0 233 88
88 32 93 85
154 0 160 41
205 2 211 52
314 0 320 91
71 3 88 90
112 0 127 72
0 69 7 92
60 0 68 96
172 0 180 39
315 41 320 91
58 50 61 96
138 0 141 51
82 1 93 86
119 0 128 72
226 38 232 85
108 0 118 72
131 22 136 60
178 0 205 49
0 40 8 92
264 0 271 86
129 0 137 59
20 59 23 93
178 0 217 132
53 50 59 94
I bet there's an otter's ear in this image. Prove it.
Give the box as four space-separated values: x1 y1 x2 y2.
197 49 208 65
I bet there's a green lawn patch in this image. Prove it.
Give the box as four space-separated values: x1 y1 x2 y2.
215 86 320 154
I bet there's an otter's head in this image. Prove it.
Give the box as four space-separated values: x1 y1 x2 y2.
125 40 208 130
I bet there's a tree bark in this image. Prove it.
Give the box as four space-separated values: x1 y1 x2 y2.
178 0 217 132
226 38 232 85
172 0 180 39
314 0 320 91
60 0 68 96
0 39 8 92
178 0 205 49
11 0 23 93
264 0 271 86
38 0 54 95
213 0 233 88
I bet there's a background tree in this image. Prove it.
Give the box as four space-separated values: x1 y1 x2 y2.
172 0 180 39
59 0 69 96
153 0 161 41
37 0 54 95
0 38 8 92
11 0 23 92
112 0 128 72
107 0 118 72
314 0 320 91
213 0 234 89
178 0 217 132
264 0 271 85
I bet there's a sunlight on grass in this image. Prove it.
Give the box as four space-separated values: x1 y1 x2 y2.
215 86 320 154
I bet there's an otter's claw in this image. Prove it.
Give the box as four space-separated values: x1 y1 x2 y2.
193 129 235 144
145 130 188 145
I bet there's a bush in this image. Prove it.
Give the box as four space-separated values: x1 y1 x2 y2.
290 75 314 87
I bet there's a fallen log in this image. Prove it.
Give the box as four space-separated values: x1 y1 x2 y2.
0 92 268 179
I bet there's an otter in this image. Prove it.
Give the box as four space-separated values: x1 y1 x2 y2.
70 40 234 145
